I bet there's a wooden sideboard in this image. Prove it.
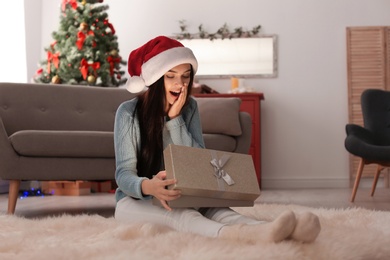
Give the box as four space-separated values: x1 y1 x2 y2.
194 93 264 187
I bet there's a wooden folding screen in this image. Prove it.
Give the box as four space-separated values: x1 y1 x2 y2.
346 26 390 184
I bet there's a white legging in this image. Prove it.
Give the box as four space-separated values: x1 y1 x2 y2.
115 196 264 237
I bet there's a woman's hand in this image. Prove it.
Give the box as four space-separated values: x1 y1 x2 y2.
168 86 187 119
141 171 181 211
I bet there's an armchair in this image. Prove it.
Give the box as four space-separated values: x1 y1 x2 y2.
345 88 390 202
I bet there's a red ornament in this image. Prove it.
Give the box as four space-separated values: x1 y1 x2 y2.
104 19 116 34
50 41 57 49
62 0 77 12
76 30 94 50
47 51 60 73
107 55 121 76
79 58 100 80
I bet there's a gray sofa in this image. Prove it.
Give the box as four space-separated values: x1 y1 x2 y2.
0 82 252 214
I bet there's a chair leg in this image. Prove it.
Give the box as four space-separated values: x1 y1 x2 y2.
371 165 383 197
7 180 20 214
350 158 365 202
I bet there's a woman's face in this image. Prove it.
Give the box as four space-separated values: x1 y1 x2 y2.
163 63 191 108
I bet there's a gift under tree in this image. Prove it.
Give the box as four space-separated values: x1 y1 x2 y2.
34 0 127 87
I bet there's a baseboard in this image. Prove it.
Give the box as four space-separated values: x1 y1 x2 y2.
262 177 389 189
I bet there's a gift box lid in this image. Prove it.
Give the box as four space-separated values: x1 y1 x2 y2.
164 144 260 201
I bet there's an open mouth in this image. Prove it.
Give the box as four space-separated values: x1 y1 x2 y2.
170 90 181 97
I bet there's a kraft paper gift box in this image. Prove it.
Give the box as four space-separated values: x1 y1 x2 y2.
90 181 112 193
41 181 91 196
153 144 260 208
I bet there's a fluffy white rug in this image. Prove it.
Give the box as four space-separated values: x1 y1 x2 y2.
1 203 389 260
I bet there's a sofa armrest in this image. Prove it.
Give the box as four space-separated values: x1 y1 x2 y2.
234 112 252 154
0 116 17 178
195 97 243 136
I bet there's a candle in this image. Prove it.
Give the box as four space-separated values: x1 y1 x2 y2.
231 77 239 90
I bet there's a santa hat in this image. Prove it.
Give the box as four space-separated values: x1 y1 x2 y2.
125 36 198 93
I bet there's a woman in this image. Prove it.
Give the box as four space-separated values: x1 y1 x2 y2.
114 35 320 243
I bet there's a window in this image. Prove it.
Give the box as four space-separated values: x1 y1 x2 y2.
0 0 27 83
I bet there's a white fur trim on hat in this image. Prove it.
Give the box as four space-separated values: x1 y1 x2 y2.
141 46 197 87
142 46 197 87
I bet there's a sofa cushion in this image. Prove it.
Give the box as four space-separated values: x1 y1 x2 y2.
195 97 242 136
203 134 237 152
9 130 114 158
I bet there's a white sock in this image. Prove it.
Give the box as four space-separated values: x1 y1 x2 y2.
219 210 296 243
290 212 321 243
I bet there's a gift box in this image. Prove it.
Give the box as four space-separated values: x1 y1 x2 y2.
41 181 91 196
153 144 260 208
90 181 112 193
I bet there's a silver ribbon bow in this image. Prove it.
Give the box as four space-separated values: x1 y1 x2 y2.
210 151 235 191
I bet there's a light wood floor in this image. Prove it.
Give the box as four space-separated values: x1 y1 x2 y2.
1 187 389 219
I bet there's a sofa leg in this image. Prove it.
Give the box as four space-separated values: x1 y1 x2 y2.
7 180 20 214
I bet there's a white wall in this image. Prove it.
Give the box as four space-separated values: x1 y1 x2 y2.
25 0 42 82
25 0 390 189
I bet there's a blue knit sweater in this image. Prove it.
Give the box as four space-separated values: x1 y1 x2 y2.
114 96 205 202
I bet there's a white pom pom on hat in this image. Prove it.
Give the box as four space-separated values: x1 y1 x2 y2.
124 76 145 93
125 35 198 93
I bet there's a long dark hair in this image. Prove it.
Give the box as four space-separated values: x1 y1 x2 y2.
136 67 194 179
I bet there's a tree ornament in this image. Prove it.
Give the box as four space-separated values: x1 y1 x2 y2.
87 75 96 84
104 19 116 34
80 22 88 31
62 0 77 12
50 41 57 50
76 30 94 50
80 58 100 79
110 49 118 56
51 75 61 84
107 55 121 75
47 51 60 73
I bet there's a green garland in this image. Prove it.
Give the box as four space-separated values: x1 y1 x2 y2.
174 20 261 40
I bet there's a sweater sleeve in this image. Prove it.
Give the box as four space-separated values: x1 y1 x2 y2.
165 97 205 149
114 100 151 201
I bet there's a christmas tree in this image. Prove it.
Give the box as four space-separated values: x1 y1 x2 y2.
34 0 127 87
